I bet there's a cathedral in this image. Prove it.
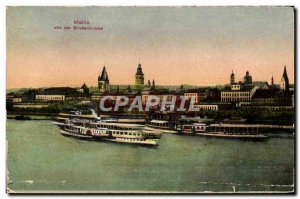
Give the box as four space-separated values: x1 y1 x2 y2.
97 62 156 95
98 66 110 94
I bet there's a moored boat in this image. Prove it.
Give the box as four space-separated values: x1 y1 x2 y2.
142 129 162 139
145 120 177 133
175 122 268 140
55 120 158 146
60 124 93 140
60 130 93 139
53 117 70 128
177 123 208 135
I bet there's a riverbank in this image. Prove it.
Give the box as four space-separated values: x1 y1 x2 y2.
6 114 54 120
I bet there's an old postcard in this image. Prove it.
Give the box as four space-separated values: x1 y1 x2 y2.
6 6 295 193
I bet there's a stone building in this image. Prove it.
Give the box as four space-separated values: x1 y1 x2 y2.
221 84 258 103
35 87 87 101
184 89 207 104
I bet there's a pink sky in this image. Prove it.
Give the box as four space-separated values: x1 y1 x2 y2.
7 7 294 89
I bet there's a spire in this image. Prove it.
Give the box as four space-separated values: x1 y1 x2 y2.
99 66 109 81
280 65 289 91
283 65 288 80
271 76 274 85
282 65 289 83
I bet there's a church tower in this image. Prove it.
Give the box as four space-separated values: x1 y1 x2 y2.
135 62 144 86
230 70 235 84
98 66 110 94
280 65 289 91
243 71 252 84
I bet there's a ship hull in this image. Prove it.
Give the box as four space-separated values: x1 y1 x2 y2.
144 126 177 134
196 132 268 141
60 130 93 140
101 138 157 146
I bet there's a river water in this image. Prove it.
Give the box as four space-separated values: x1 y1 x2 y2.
6 120 294 193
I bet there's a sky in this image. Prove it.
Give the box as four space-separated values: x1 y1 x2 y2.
6 6 294 89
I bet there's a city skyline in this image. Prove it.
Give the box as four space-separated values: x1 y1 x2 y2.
7 6 294 89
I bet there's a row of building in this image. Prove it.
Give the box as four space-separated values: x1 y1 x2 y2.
94 63 294 113
7 62 294 113
7 85 90 108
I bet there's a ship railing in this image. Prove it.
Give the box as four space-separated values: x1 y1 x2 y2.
110 130 145 138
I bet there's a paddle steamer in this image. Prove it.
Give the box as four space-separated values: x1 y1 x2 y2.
54 114 160 146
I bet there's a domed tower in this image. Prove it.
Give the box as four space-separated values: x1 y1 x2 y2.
135 62 144 86
230 70 235 84
98 66 110 94
244 71 252 84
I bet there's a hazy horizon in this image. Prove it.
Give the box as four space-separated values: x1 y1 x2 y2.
7 6 294 89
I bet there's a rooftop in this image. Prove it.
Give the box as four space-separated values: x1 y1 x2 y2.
252 89 277 99
37 87 85 96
